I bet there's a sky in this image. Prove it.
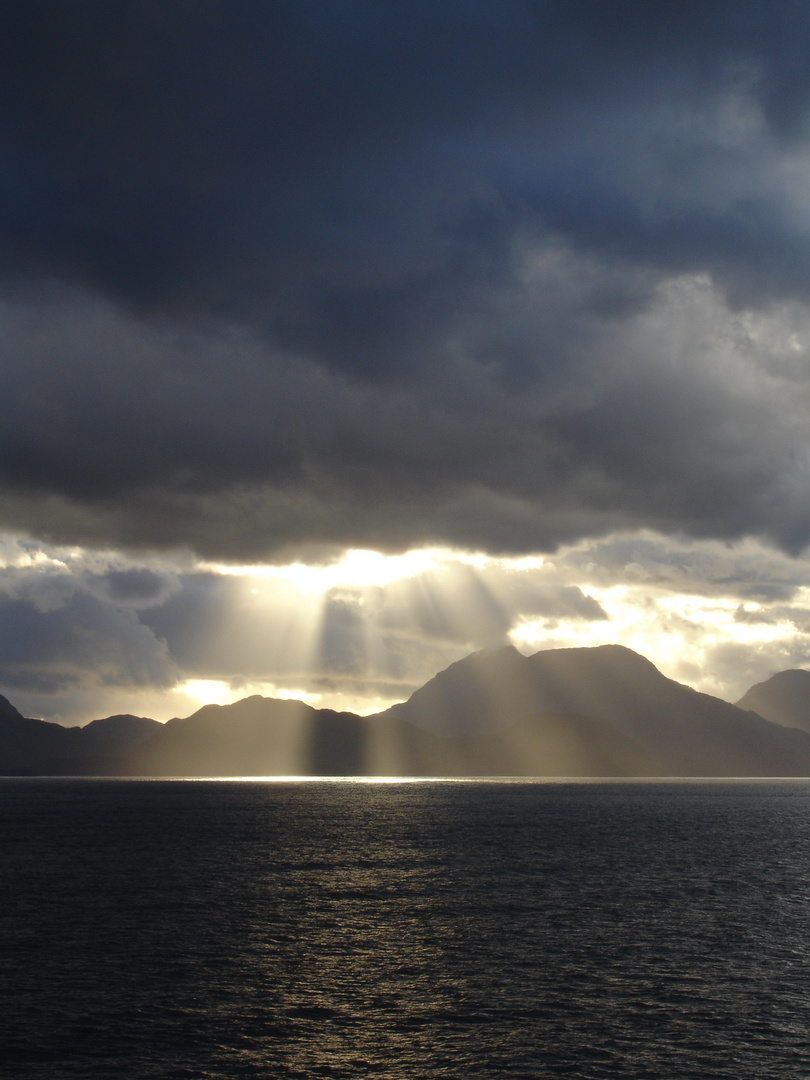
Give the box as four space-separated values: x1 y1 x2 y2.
3 1 810 725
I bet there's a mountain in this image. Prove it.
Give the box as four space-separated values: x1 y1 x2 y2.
736 670 810 734
382 644 810 776
5 645 810 777
382 644 542 736
131 696 324 776
524 645 810 775
0 698 161 775
127 693 657 778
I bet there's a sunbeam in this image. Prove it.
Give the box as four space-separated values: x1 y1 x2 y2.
3 532 810 727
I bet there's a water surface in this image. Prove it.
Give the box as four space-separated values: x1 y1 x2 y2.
3 778 810 1078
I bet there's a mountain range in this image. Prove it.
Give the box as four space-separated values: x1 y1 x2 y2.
3 644 810 777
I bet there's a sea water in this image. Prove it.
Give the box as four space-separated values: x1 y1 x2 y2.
2 778 810 1078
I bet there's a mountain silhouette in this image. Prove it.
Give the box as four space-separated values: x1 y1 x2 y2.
126 692 657 778
131 696 319 776
736 670 810 734
383 644 810 775
4 646 810 776
0 698 160 775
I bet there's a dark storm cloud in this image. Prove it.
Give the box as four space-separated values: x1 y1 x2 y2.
91 567 179 607
3 2 810 558
0 589 176 693
3 0 809 321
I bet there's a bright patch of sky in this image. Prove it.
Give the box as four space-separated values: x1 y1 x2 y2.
1 530 809 724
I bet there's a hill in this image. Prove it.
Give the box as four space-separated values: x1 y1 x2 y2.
736 670 810 734
4 646 810 776
378 644 810 775
0 696 161 775
128 693 657 777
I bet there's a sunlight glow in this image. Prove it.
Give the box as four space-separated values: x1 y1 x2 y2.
3 527 809 722
178 680 233 706
199 547 546 595
200 548 442 593
0 541 70 571
201 776 432 783
175 679 324 709
511 579 804 697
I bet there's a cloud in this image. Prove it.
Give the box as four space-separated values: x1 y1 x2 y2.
3 2 810 326
0 589 177 694
513 531 810 700
0 537 613 719
1 4 810 560
1 530 810 721
92 568 179 607
140 555 608 684
2 264 810 560
3 3 810 722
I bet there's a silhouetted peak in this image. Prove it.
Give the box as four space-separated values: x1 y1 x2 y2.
0 694 27 723
178 694 316 728
444 642 528 675
6 645 810 776
399 643 527 693
80 713 162 750
531 643 661 672
745 669 810 691
82 714 158 731
736 668 810 733
390 642 534 735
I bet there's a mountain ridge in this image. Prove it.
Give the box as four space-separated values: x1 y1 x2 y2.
3 645 810 777
736 670 810 734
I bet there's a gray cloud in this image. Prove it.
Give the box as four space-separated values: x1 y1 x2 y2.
0 3 810 573
2 262 809 561
558 531 810 604
3 0 810 334
0 590 176 694
95 568 178 607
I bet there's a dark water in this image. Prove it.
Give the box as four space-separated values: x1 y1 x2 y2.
3 779 810 1078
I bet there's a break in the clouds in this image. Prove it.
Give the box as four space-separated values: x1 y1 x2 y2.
3 3 810 722
1 2 810 558
0 536 610 721
3 533 810 725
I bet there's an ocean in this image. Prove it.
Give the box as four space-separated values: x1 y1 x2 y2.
2 778 810 1078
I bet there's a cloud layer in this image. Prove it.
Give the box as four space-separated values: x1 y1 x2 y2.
3 4 810 721
1 2 810 559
